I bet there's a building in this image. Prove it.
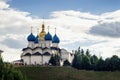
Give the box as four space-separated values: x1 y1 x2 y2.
21 23 74 66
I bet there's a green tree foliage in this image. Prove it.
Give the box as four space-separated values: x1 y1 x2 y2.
90 55 98 70
105 55 120 71
49 54 60 66
72 47 91 70
49 55 56 66
82 55 91 70
0 58 26 80
78 47 81 54
63 60 71 66
0 58 4 80
72 47 120 71
95 57 106 71
109 55 120 71
86 49 91 58
72 49 82 69
81 49 84 56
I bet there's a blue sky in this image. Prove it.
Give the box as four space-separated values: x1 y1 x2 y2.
9 0 120 17
0 0 120 61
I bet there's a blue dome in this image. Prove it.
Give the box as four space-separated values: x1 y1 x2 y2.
44 32 52 40
27 33 36 41
52 34 60 43
34 35 39 44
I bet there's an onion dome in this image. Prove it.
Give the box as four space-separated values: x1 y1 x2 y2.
52 34 60 43
27 33 36 41
39 23 46 40
34 35 39 44
44 32 52 40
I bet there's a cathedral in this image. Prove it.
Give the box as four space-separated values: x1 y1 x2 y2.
21 23 74 66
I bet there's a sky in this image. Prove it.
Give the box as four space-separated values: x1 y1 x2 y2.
8 0 120 17
0 0 120 62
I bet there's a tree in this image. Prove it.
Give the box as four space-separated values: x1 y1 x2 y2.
0 57 4 80
72 52 82 69
86 49 91 58
72 47 120 71
110 55 120 71
49 54 60 66
95 57 105 71
72 53 77 68
63 60 71 66
104 58 111 71
82 56 91 70
78 47 81 54
105 55 120 71
0 58 26 80
90 55 98 70
49 55 56 66
81 49 84 56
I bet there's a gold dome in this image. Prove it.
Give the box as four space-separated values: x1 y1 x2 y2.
39 23 46 40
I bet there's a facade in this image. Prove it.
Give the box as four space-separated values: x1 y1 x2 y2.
21 23 74 66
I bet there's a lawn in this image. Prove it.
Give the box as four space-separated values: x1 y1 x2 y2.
16 66 120 80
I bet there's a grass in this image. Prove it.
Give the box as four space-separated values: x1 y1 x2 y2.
16 66 120 80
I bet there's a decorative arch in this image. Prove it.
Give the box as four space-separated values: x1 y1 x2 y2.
43 52 51 56
32 52 42 55
23 53 31 56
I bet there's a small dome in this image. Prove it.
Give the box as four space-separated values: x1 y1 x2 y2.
34 35 39 44
27 33 36 41
52 34 60 43
44 32 52 40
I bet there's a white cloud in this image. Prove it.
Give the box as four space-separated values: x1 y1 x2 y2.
87 39 120 58
49 10 120 59
97 10 120 23
0 1 41 62
0 0 9 9
89 22 120 38
51 10 99 20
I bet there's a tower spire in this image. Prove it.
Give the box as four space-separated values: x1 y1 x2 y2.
42 21 45 32
55 28 56 34
48 26 50 32
31 26 33 33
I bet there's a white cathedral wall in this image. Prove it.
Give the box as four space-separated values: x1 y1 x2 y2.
28 41 34 48
42 49 52 54
31 56 42 65
32 49 42 54
61 53 70 61
61 49 72 63
69 54 74 63
34 43 39 48
60 53 74 66
60 60 64 66
22 56 31 65
39 41 46 48
52 50 59 55
23 49 32 55
42 43 45 48
43 56 51 64
39 41 42 47
52 43 58 48
45 41 52 48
